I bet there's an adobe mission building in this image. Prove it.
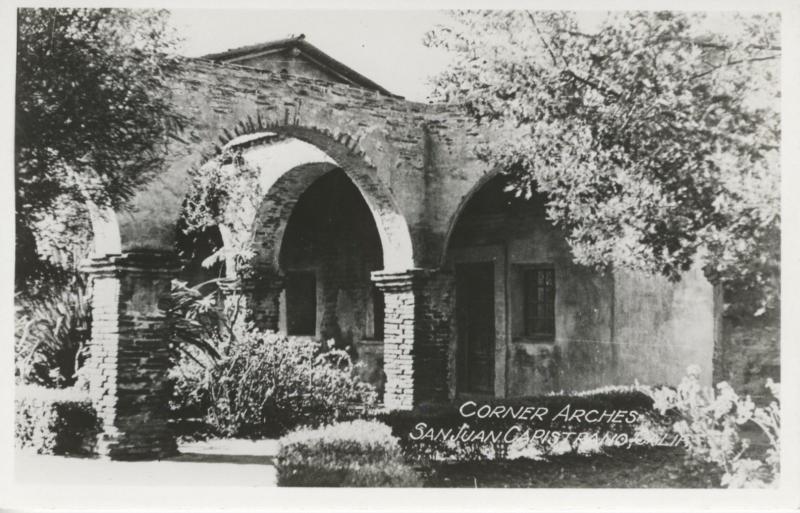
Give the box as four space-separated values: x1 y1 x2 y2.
82 35 719 459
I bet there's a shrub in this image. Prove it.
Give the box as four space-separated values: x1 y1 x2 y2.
15 276 91 388
171 328 377 438
15 385 99 456
276 420 422 487
379 388 656 462
164 278 378 438
649 366 780 488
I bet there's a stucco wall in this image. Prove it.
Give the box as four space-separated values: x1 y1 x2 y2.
612 266 715 387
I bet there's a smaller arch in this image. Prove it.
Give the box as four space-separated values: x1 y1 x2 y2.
87 202 122 258
218 134 414 274
439 167 503 267
253 160 340 271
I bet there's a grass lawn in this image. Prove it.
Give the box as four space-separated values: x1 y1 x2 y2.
419 447 722 488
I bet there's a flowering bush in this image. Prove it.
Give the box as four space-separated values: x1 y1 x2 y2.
276 420 421 487
649 366 779 488
171 328 377 438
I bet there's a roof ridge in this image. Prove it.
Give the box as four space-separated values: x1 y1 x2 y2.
200 35 398 98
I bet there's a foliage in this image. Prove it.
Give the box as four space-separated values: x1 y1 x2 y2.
15 8 181 287
163 276 238 432
422 446 721 488
172 329 377 438
161 278 229 361
15 385 100 456
649 366 780 488
380 389 655 462
15 276 91 388
163 276 377 437
426 11 780 316
181 149 264 276
276 420 422 487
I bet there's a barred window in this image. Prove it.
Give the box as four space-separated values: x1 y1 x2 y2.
523 268 555 339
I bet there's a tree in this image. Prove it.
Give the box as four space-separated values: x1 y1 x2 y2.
425 11 780 317
15 8 182 289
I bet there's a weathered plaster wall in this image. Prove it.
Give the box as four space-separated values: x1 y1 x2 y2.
115 59 509 273
225 50 349 85
613 266 715 388
417 113 499 267
117 59 436 266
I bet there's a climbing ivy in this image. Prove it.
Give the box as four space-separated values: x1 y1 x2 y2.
181 149 263 276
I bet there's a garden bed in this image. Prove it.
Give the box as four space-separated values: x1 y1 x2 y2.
420 446 722 488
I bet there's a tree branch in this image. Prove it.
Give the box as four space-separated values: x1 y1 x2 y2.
527 12 560 67
690 54 779 81
561 69 622 99
658 36 781 53
555 29 599 39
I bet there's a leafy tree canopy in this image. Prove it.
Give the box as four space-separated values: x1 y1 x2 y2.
15 8 181 288
426 11 780 317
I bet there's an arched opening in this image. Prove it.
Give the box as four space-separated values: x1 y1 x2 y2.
199 131 416 401
223 135 413 273
277 168 385 390
444 173 606 397
445 173 550 397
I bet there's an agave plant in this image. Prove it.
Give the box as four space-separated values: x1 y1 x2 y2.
160 278 229 363
15 276 91 388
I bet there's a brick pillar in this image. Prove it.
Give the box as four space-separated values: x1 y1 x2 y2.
413 270 455 403
218 267 284 331
83 251 180 460
372 269 450 410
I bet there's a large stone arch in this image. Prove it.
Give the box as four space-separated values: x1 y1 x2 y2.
206 119 430 410
193 120 415 277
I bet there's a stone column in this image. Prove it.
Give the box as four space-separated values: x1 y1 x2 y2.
83 251 180 460
218 267 285 332
413 270 455 404
372 269 452 410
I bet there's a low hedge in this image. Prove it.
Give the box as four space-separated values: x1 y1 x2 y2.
276 420 422 487
378 388 660 462
15 385 100 456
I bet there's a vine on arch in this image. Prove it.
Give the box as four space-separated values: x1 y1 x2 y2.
181 148 263 277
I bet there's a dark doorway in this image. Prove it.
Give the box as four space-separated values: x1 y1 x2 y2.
279 169 383 344
455 262 495 395
286 270 316 336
